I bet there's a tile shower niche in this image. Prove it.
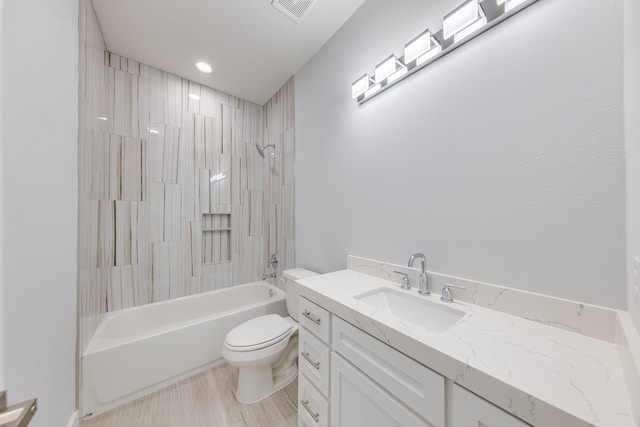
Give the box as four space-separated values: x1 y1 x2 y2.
202 213 231 265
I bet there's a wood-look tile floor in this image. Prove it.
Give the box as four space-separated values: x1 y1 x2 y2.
81 363 298 427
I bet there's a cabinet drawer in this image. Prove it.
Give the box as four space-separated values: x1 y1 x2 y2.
332 316 445 426
299 298 331 343
299 373 329 427
299 327 330 397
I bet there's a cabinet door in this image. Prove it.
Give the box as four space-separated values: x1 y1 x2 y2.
331 353 433 427
332 316 445 426
451 385 530 427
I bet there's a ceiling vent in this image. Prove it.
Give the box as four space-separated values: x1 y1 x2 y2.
271 0 315 23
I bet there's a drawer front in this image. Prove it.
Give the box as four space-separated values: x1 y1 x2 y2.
299 297 331 343
332 316 445 427
299 373 330 427
299 326 331 396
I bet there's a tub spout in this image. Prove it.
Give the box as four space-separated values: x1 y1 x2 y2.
262 272 276 280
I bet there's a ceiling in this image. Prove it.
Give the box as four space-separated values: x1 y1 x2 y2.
91 0 366 105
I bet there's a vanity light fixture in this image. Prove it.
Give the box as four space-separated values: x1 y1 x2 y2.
497 0 527 12
196 62 212 73
351 0 539 104
374 55 405 83
404 30 440 65
443 0 485 41
352 74 374 99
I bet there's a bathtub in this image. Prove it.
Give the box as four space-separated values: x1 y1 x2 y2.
81 281 287 419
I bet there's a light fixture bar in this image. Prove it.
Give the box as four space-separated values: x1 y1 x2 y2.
352 0 540 104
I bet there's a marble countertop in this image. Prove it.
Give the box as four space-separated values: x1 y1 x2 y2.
296 267 636 427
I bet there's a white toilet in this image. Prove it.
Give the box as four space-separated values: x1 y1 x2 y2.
222 268 318 403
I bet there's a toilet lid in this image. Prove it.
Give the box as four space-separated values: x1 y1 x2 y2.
225 314 292 352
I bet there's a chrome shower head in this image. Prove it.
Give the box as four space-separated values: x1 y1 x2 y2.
255 143 275 159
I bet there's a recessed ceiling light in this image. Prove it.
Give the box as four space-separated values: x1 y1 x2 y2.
196 62 212 73
189 93 201 100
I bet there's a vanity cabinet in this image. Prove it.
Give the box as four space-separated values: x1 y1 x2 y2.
331 316 444 427
298 299 332 427
451 384 530 427
298 297 528 427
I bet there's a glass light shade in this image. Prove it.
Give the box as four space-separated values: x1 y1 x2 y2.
352 74 371 98
453 6 486 43
387 66 407 84
404 30 432 64
443 0 481 40
416 43 442 66
363 83 381 98
374 55 400 83
497 0 527 11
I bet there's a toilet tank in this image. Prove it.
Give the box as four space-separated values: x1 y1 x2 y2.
281 268 318 321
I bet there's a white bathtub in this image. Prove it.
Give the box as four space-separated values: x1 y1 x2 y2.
81 281 287 419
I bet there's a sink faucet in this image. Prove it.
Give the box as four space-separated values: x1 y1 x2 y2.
408 253 429 295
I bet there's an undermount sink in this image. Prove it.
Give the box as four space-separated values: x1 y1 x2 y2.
355 288 465 333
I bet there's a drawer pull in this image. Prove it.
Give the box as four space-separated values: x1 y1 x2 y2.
301 351 320 370
300 399 320 422
302 309 321 325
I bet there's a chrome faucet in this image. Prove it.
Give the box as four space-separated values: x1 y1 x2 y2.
262 272 276 280
408 253 429 295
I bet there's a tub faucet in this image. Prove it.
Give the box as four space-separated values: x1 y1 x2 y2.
262 272 276 280
408 253 429 295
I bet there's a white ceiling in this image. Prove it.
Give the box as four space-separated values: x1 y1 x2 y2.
91 0 366 105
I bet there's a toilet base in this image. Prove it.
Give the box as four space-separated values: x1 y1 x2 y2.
234 335 299 404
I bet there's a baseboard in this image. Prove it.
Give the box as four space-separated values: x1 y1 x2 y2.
67 410 79 427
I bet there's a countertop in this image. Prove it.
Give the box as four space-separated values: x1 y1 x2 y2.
296 265 637 427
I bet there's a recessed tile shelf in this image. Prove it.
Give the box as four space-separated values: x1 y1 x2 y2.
202 214 231 265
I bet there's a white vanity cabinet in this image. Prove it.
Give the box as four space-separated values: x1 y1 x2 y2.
298 299 332 427
298 297 529 427
451 384 530 427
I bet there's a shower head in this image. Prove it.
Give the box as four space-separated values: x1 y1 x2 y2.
255 143 275 159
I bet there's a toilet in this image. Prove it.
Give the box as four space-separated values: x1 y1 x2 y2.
222 268 318 403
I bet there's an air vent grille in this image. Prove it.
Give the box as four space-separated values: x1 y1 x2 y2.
271 0 315 23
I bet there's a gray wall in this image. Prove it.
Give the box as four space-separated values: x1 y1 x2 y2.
625 0 640 329
1 0 78 424
295 0 626 308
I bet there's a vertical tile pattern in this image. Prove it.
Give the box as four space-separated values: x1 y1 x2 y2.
263 78 296 284
78 0 296 398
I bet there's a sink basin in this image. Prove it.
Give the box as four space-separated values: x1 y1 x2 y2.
355 288 465 332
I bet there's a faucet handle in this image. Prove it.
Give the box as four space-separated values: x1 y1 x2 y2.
441 283 466 303
393 271 411 290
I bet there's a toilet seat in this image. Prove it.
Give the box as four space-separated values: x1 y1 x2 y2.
224 314 292 352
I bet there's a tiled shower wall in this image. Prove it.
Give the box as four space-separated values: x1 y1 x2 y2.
78 0 295 352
